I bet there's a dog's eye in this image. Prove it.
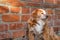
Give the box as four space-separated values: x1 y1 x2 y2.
41 13 43 14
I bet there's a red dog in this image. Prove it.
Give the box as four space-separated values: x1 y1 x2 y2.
27 9 59 40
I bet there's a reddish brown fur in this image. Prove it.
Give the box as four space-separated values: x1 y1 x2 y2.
28 9 60 40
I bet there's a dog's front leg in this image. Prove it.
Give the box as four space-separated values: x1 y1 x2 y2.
28 31 34 40
49 27 59 40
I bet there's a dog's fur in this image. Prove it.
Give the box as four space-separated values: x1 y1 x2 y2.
27 9 59 40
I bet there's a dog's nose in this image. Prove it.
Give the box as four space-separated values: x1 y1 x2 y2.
46 16 48 18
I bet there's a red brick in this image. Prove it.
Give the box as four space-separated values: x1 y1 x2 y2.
0 0 26 7
0 34 5 39
22 7 29 14
0 32 11 39
9 23 16 30
43 4 54 8
53 26 60 31
48 15 52 21
54 5 60 8
58 27 60 30
43 9 53 20
2 15 20 22
46 9 53 14
0 24 8 32
45 0 56 4
52 15 57 20
27 3 40 6
9 23 24 30
31 0 43 3
12 30 25 38
55 10 60 15
54 20 60 26
57 15 60 19
4 24 8 31
21 15 30 22
11 1 26 7
0 24 5 32
4 32 11 38
0 6 9 14
48 22 51 27
53 27 59 32
10 7 20 13
57 0 60 4
31 8 38 13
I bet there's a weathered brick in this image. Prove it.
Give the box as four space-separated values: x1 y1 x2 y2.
0 24 8 32
31 0 43 3
27 3 40 6
0 34 5 39
52 15 57 20
58 15 60 19
55 10 60 15
11 1 26 7
9 23 16 30
4 32 11 38
21 0 31 2
12 30 25 38
0 0 7 4
53 27 58 32
2 15 20 22
10 7 20 13
58 27 60 30
54 20 60 26
13 2 26 7
21 15 30 22
43 4 54 8
0 24 5 32
9 23 25 30
57 0 60 5
0 32 11 39
0 6 9 14
31 8 38 13
0 0 26 7
48 20 54 26
45 0 56 4
48 15 52 21
4 24 8 31
22 7 30 14
54 5 60 8
46 9 54 14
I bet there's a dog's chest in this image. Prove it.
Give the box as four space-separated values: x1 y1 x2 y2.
34 20 45 34
30 20 45 34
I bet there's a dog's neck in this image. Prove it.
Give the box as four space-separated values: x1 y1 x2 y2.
35 19 45 34
30 19 46 35
37 19 45 25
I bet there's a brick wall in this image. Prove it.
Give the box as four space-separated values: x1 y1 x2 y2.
0 0 60 40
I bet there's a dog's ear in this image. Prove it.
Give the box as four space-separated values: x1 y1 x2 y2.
32 9 38 18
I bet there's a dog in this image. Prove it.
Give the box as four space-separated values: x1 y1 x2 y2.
27 9 59 40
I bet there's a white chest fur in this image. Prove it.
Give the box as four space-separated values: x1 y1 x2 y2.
34 20 45 34
30 20 45 34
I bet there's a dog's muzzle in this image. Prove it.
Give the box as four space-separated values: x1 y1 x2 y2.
46 15 48 19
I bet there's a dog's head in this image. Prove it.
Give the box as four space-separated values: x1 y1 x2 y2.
32 9 48 20
29 9 49 34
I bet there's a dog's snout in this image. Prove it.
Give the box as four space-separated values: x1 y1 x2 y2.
46 16 48 18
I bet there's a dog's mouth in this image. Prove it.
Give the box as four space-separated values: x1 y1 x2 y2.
41 15 48 20
44 15 48 19
46 15 48 19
